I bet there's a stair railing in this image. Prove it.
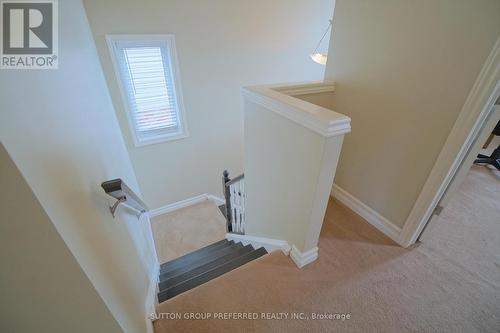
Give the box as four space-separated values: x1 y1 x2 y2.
101 178 148 218
222 170 245 234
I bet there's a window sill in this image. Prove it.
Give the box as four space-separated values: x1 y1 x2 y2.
133 131 189 147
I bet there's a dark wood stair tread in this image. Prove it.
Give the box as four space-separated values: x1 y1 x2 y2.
159 239 232 275
158 244 254 292
159 242 244 281
158 247 267 303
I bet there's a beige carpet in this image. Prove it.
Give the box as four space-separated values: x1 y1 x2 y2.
154 165 500 332
151 200 226 263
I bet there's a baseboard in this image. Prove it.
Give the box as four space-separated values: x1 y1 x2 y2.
225 233 291 255
144 261 160 330
331 184 403 246
149 194 225 217
290 245 318 268
207 194 225 206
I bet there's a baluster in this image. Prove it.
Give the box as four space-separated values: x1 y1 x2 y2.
240 209 243 233
235 182 240 232
232 206 237 232
230 184 237 230
241 180 245 233
239 182 243 233
222 170 232 232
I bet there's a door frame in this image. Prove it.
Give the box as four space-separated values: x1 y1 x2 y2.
438 104 499 209
398 37 500 247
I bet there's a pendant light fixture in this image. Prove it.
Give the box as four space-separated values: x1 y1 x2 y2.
310 19 332 65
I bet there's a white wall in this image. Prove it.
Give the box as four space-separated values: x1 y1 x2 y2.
0 1 156 332
0 144 123 333
244 101 326 250
243 83 349 254
83 0 334 209
325 0 500 228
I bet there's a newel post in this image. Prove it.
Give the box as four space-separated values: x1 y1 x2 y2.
222 170 233 232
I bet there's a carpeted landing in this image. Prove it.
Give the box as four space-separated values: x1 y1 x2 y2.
151 200 226 263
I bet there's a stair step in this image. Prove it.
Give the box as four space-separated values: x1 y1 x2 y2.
160 239 232 275
158 247 267 303
159 242 243 281
158 244 254 292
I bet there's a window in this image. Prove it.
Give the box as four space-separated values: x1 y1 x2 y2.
106 35 188 146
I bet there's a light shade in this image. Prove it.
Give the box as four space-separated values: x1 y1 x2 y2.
310 52 328 65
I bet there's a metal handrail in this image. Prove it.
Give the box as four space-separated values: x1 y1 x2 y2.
101 178 148 218
224 173 244 187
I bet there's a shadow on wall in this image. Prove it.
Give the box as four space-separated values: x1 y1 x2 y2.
0 143 123 333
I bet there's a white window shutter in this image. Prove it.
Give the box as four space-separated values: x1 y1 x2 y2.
107 35 187 146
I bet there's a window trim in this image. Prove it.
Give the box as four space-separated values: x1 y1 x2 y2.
106 34 189 147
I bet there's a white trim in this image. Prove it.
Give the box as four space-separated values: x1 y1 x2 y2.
207 194 225 206
142 213 160 283
399 36 500 247
105 34 189 147
149 194 225 217
289 245 318 268
303 137 344 250
331 184 403 245
439 105 500 208
273 81 335 96
225 233 291 255
242 81 351 137
144 261 160 330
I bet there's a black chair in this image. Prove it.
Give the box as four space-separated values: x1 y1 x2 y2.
474 120 500 170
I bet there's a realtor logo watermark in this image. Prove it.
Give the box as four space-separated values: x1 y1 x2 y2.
1 0 58 69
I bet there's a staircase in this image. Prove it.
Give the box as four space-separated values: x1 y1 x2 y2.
157 239 267 303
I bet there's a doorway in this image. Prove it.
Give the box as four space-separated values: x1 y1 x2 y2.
419 103 500 240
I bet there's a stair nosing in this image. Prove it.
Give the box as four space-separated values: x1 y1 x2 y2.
159 240 233 274
158 247 267 302
158 244 253 292
159 242 246 282
160 239 228 269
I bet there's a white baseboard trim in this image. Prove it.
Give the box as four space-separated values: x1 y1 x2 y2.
149 194 225 217
144 261 160 329
225 233 291 255
290 245 318 268
207 194 225 206
331 184 403 246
